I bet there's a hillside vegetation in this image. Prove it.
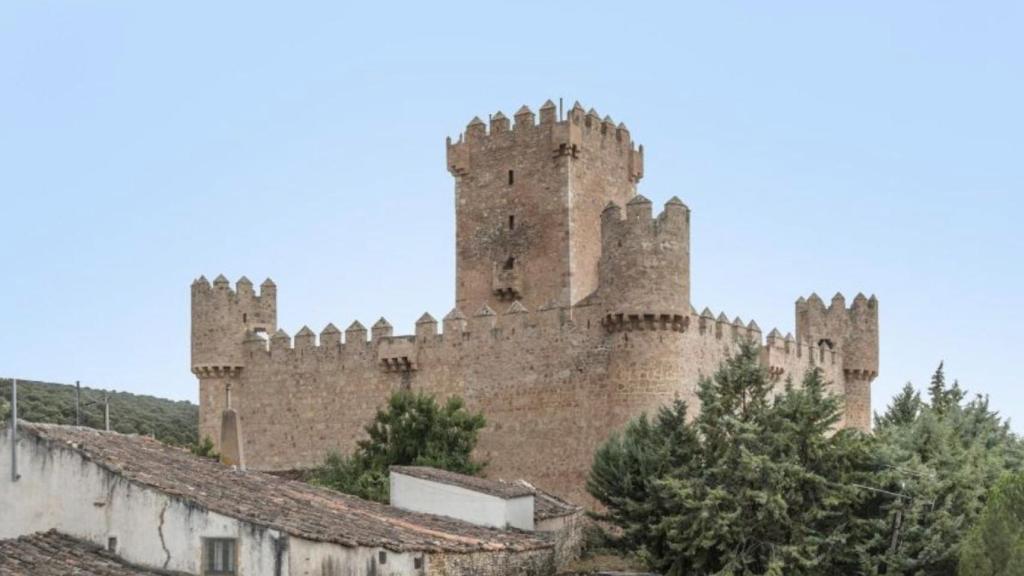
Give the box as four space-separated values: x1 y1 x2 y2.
0 378 197 446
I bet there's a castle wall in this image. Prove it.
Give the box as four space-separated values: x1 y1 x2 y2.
198 303 845 507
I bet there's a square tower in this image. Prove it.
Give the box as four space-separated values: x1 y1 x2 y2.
447 101 644 314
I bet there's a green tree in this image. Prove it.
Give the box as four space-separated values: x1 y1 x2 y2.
309 390 487 502
869 364 1024 575
190 435 220 460
589 341 877 576
958 472 1024 575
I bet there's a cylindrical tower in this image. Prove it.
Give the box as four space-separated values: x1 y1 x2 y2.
596 195 691 332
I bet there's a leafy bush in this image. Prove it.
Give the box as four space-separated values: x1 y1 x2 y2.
308 390 486 502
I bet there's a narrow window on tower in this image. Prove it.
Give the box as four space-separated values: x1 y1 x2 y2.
504 256 515 270
508 215 515 230
508 169 514 185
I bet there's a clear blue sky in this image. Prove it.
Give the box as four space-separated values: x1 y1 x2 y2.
1 2 1021 430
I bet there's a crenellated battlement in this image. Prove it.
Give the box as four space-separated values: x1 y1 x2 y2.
595 196 691 330
795 291 879 377
446 100 643 183
191 274 277 373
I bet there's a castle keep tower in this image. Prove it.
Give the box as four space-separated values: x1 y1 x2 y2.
447 101 644 313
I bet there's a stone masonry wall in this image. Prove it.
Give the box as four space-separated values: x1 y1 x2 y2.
198 299 846 507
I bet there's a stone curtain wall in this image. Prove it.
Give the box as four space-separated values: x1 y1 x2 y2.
198 302 846 506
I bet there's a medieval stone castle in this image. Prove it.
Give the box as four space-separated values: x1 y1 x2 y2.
191 100 879 504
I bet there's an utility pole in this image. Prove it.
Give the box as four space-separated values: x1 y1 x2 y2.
11 378 19 482
75 380 81 426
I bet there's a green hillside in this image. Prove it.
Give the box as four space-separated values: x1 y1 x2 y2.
0 379 198 446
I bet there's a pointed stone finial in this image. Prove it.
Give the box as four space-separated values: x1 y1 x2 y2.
444 307 466 321
784 332 795 342
733 316 744 327
666 196 687 207
272 329 290 340
768 328 783 338
796 296 807 305
492 111 507 121
193 275 210 287
213 274 230 287
347 320 365 331
807 293 824 307
475 304 496 317
468 116 485 127
416 312 437 324
260 278 276 288
831 292 846 307
516 105 532 116
701 307 714 319
603 115 614 124
747 320 761 332
506 301 528 314
320 323 341 347
371 317 393 340
869 294 878 306
717 312 729 323
627 194 651 205
295 326 315 348
571 101 584 111
586 107 599 117
237 276 252 287
540 99 556 110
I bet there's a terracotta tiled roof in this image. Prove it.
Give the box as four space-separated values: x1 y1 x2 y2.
523 484 583 521
18 422 551 554
391 466 536 499
0 531 166 576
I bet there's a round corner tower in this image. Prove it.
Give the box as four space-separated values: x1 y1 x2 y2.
596 195 691 331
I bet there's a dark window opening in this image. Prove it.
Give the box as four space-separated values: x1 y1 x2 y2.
378 551 387 564
818 338 834 350
503 256 515 270
242 313 247 323
559 143 567 155
107 537 117 553
414 557 424 569
508 215 515 230
508 169 514 185
203 538 237 575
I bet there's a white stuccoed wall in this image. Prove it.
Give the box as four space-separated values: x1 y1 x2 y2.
390 472 534 531
0 428 430 576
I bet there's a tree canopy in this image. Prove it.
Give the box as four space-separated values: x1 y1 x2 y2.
958 472 1024 575
309 390 487 502
589 341 877 575
589 345 1024 576
0 379 197 446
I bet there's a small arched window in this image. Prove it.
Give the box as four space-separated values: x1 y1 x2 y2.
818 338 834 350
504 256 515 270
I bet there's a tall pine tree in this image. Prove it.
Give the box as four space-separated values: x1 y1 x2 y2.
590 341 877 576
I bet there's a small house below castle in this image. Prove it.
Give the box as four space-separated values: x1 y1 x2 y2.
390 466 585 568
1 422 555 575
